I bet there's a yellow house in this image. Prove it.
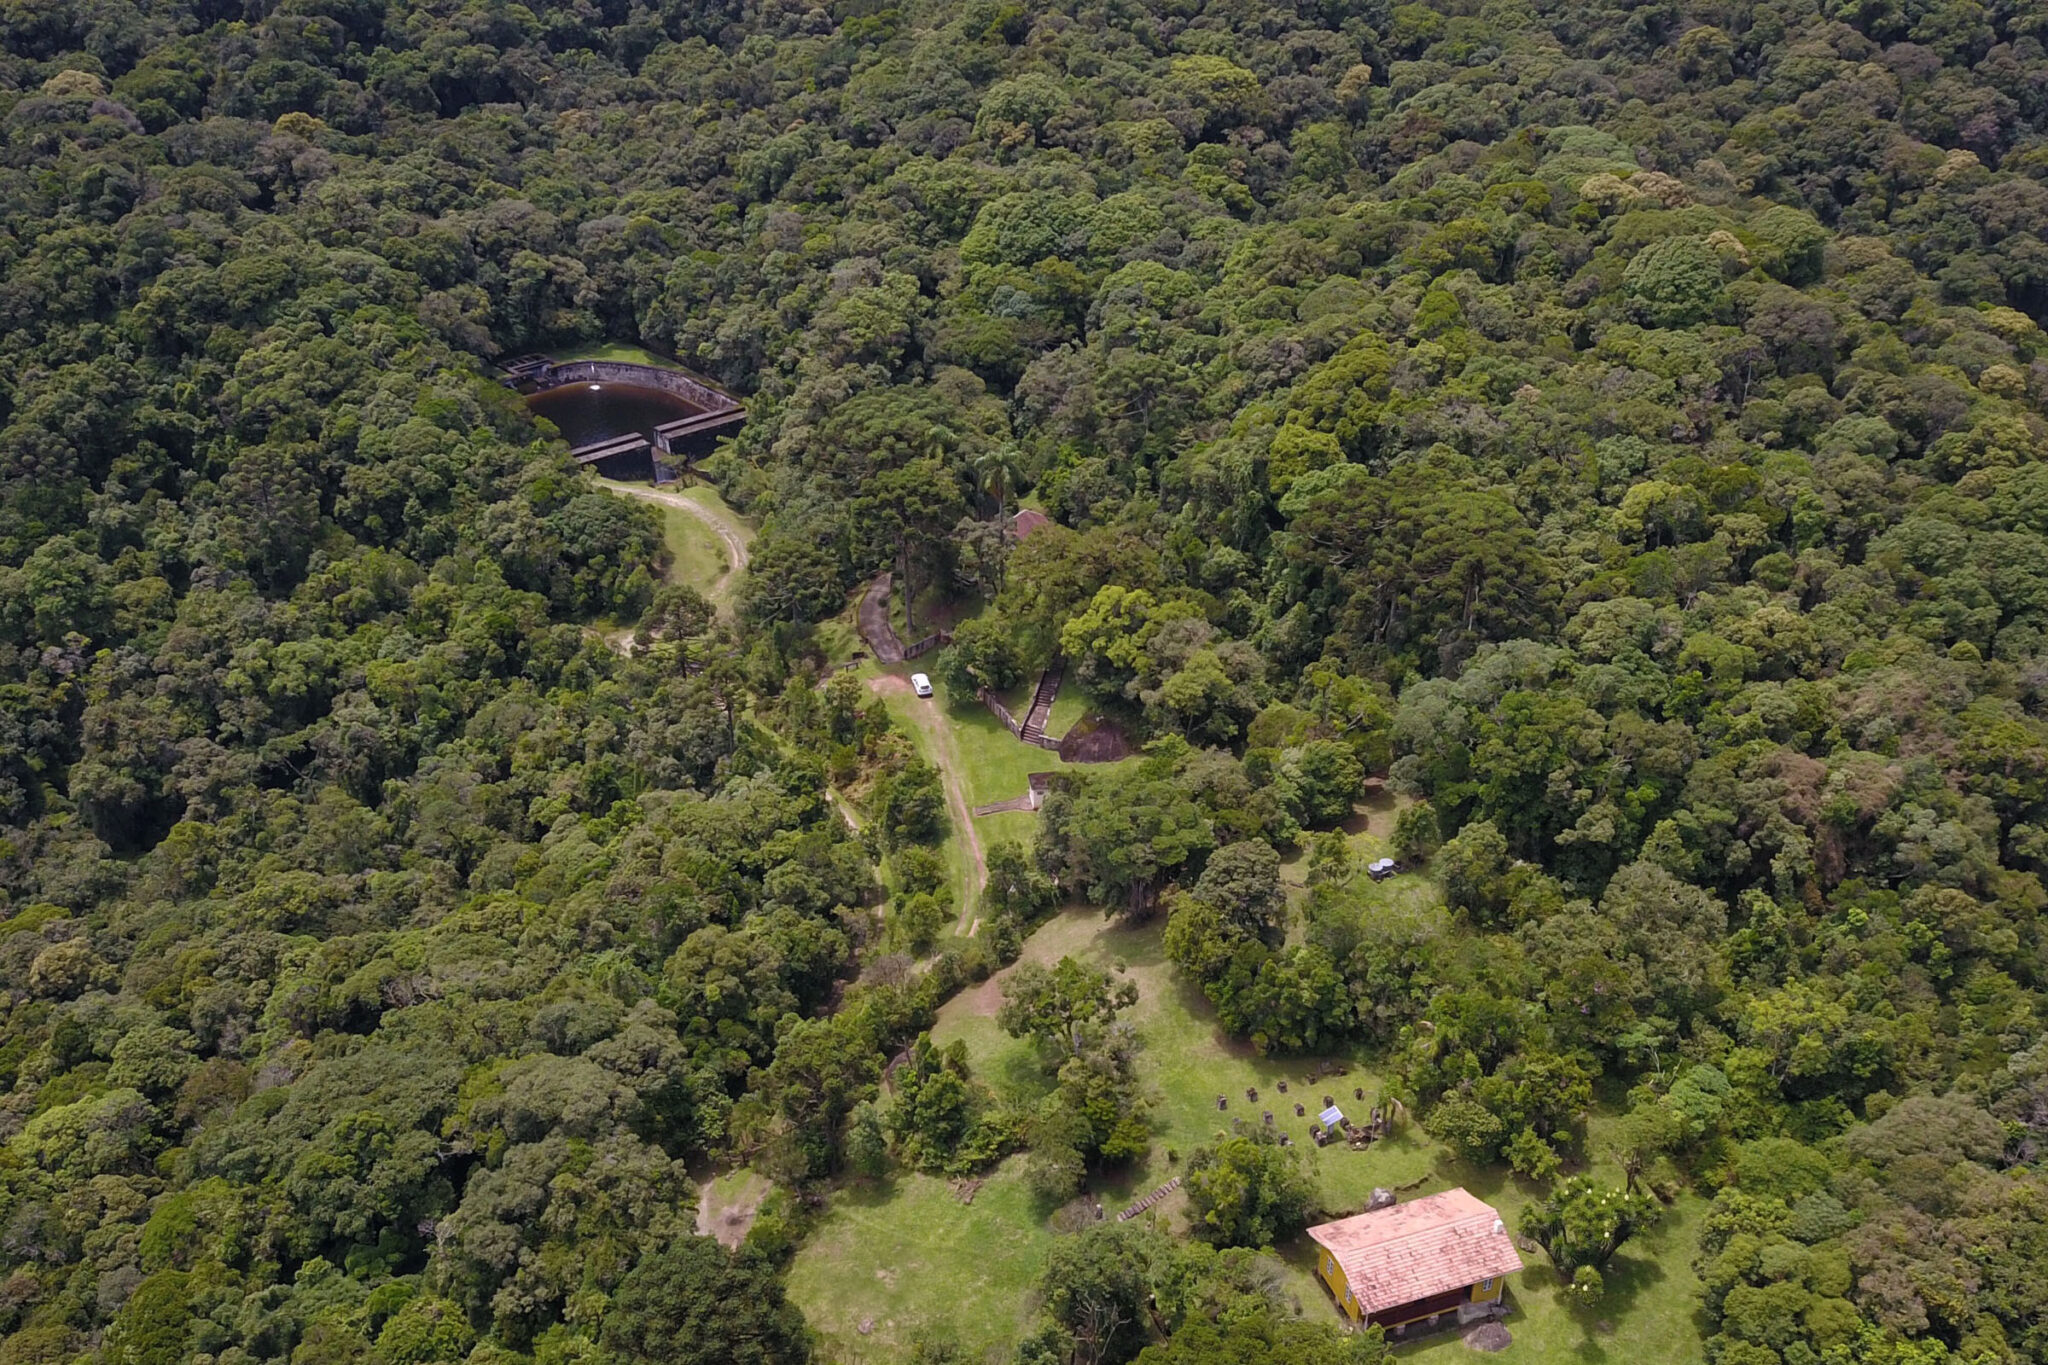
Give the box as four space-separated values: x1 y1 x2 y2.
1307 1187 1523 1332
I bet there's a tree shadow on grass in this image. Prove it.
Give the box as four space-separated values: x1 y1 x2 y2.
1503 1250 1670 1364
1272 1233 1331 1313
980 1035 1059 1105
1341 785 1399 841
835 1174 906 1211
1572 1251 1670 1359
1098 912 1171 971
1426 1153 1531 1207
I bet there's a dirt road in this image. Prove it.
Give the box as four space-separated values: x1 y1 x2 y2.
603 481 752 608
869 672 983 931
858 572 904 661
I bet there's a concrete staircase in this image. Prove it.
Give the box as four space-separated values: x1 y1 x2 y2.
1021 657 1064 744
1117 1175 1181 1222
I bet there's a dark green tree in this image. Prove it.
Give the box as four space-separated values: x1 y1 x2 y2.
602 1239 811 1365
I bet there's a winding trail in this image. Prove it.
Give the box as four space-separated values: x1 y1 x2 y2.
869 672 984 933
601 480 753 610
825 787 863 835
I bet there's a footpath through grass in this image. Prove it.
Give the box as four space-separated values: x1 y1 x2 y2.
593 478 751 608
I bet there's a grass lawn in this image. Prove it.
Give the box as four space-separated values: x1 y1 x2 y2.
552 339 674 366
786 1165 1060 1364
1044 681 1090 739
1390 1182 1709 1365
814 606 866 669
650 494 727 591
793 887 1708 1365
985 668 1100 744
931 685 1057 813
985 679 1033 721
929 907 1425 1213
592 478 752 607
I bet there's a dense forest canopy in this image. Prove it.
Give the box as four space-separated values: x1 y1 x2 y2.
3 0 2048 1360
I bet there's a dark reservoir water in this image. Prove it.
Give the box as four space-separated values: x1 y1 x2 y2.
527 382 702 448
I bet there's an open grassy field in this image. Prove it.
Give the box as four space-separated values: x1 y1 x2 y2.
789 625 1707 1360
927 907 1430 1212
646 491 728 591
784 1166 1059 1364
790 890 1708 1365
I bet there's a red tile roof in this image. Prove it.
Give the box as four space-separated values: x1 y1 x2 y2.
1012 508 1051 538
1307 1188 1525 1313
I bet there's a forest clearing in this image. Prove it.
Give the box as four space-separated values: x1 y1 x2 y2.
791 881 1710 1365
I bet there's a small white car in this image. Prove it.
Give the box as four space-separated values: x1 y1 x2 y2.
910 672 934 698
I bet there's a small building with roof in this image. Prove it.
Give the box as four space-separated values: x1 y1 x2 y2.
1306 1187 1523 1332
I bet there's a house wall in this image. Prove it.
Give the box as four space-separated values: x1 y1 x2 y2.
1368 1285 1481 1330
1316 1249 1362 1324
1316 1255 1508 1329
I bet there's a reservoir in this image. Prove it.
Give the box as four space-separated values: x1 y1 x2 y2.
509 354 746 480
527 380 703 450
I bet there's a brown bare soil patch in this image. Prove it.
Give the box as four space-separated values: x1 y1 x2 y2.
695 1170 773 1249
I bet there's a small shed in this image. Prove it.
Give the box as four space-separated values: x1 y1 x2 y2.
1307 1187 1523 1332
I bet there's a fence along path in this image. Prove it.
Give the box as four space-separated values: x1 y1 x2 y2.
1020 656 1064 742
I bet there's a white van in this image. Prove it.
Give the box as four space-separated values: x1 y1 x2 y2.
910 672 934 698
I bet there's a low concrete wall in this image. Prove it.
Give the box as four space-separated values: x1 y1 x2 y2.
978 690 1063 750
538 359 738 416
980 690 1025 737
